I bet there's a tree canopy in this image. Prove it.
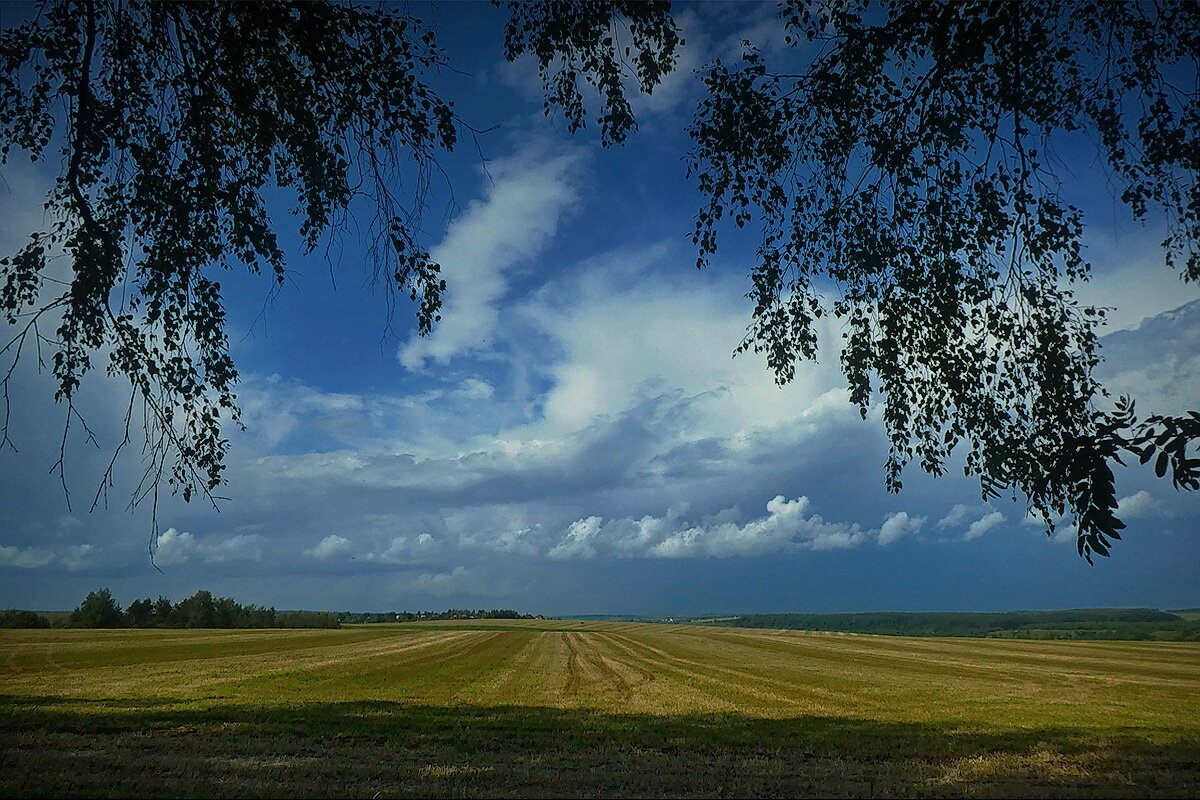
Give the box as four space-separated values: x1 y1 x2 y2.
0 0 1196 561
682 0 1200 559
2 0 460 507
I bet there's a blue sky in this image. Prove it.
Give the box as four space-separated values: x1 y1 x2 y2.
1 2 1197 614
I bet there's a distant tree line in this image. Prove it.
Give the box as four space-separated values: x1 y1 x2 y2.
1 595 545 629
337 608 539 624
700 609 1200 641
1 588 340 629
0 609 52 628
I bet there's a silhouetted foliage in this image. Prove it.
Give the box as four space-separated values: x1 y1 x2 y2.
274 610 340 629
58 588 335 628
64 587 125 628
683 1 1199 560
0 608 51 628
500 0 681 145
0 0 457 514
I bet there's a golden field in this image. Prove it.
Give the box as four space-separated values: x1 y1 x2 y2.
1 618 1197 797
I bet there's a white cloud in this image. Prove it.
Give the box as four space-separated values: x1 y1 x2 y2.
205 534 266 563
518 248 851 441
1051 522 1079 544
0 541 96 571
153 527 265 566
547 495 919 560
653 495 866 556
400 140 586 369
153 528 197 566
964 511 1006 541
485 526 543 558
937 504 977 530
454 378 495 401
1116 490 1159 518
235 375 368 451
722 6 793 56
306 535 350 560
548 516 603 560
1020 510 1078 543
938 504 1011 542
1073 236 1200 333
60 544 96 571
0 545 54 569
1096 299 1200 416
371 533 439 564
878 511 924 545
405 566 475 598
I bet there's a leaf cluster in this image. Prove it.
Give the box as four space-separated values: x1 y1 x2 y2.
686 0 1200 559
1 1 459 510
500 0 682 146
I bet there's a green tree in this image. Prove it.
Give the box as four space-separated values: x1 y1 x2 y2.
151 594 175 625
176 589 217 628
0 609 51 628
125 597 153 627
67 587 125 628
1 1 1196 561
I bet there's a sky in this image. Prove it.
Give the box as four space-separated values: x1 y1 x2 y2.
1 2 1197 615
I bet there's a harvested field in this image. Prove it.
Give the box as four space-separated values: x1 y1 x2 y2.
1 619 1197 797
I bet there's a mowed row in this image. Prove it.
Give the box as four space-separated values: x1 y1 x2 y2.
2 618 1197 735
3 620 1199 797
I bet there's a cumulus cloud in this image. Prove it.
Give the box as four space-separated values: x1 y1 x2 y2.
546 496 920 560
205 534 266 563
878 511 925 545
484 526 543 558
235 376 366 450
371 533 439 564
153 527 265 566
518 246 851 439
400 140 587 369
1020 510 1077 543
937 504 978 530
722 6 793 57
938 505 1007 541
0 545 55 569
1097 298 1200 416
548 517 604 560
1117 490 1159 519
306 535 350 560
964 511 1006 541
0 542 96 571
153 528 197 566
405 566 478 598
60 544 96 571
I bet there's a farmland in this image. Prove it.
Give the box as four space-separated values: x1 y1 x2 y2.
1 619 1198 797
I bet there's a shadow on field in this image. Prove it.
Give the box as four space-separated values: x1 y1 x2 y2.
1 695 1197 798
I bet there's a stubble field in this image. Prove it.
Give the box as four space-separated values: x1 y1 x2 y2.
1 618 1197 797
